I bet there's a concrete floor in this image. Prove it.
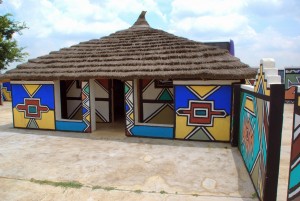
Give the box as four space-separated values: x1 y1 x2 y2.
0 102 293 201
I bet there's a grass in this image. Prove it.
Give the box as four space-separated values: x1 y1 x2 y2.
134 189 143 194
92 185 102 190
103 186 116 191
30 178 83 189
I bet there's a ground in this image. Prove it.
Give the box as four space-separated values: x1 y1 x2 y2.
0 102 292 201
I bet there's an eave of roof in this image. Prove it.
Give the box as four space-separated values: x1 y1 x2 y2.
2 11 257 81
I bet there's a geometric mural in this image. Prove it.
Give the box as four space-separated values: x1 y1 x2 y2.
175 85 232 141
254 64 271 96
94 79 111 123
125 80 174 138
125 81 134 135
11 84 55 130
139 79 174 125
82 81 91 133
285 68 300 103
239 91 269 200
65 80 82 120
288 86 300 200
2 82 12 101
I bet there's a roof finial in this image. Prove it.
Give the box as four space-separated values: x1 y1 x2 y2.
132 11 150 28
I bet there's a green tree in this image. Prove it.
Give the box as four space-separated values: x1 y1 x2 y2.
0 13 28 70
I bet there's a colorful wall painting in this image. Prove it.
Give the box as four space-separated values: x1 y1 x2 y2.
239 91 269 200
94 79 111 123
125 80 174 138
287 86 300 200
254 65 271 96
11 83 55 130
2 82 12 101
285 68 300 102
64 80 82 120
237 59 284 201
174 84 232 141
139 79 174 125
55 81 92 133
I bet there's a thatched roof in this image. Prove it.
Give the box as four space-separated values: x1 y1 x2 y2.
2 11 256 81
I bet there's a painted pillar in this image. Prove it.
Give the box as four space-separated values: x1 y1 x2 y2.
81 81 92 133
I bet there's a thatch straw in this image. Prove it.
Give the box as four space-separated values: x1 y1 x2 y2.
2 11 256 81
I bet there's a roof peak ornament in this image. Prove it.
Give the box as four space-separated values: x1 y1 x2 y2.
132 11 150 28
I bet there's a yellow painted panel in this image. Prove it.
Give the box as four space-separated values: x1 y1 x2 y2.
2 89 12 101
189 86 217 98
35 111 55 130
86 114 90 122
245 98 254 113
130 113 134 120
175 115 195 139
13 108 29 128
206 116 231 141
24 85 41 97
298 97 300 106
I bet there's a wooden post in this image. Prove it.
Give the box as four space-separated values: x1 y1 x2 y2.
263 84 285 200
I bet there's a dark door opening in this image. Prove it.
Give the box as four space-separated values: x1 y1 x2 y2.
113 79 125 122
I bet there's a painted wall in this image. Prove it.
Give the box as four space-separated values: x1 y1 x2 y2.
287 86 300 200
174 81 233 141
139 79 174 125
11 82 56 130
64 80 82 120
55 81 92 133
2 82 12 101
238 58 283 201
125 80 174 138
94 79 111 123
10 80 92 133
285 68 300 102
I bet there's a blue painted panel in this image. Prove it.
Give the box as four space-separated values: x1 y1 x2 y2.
34 85 55 109
131 125 173 138
3 82 11 91
125 103 129 112
289 163 300 189
206 85 232 114
56 120 87 132
11 84 30 107
174 85 198 110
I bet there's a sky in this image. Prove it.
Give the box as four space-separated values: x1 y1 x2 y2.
1 0 300 71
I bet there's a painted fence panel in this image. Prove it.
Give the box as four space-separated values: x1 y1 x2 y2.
237 59 284 201
239 90 269 199
285 68 300 103
174 84 232 141
287 86 300 200
11 83 55 130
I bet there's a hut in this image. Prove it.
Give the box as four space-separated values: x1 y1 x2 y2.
0 11 256 141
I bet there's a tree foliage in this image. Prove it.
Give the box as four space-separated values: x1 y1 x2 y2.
0 13 28 70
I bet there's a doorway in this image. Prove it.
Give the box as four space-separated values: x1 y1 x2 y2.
112 79 125 122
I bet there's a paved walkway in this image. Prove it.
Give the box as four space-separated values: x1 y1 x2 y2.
0 102 293 200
